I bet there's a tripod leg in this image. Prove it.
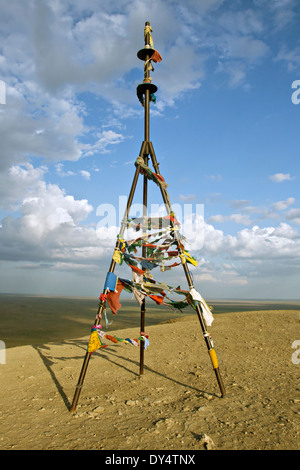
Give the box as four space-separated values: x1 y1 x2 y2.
70 162 143 413
140 153 148 375
69 353 91 412
148 142 226 397
195 302 226 397
69 300 106 413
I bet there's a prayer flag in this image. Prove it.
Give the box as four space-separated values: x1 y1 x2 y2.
107 279 125 315
152 49 162 63
104 272 118 291
149 294 165 305
105 334 119 344
87 330 107 353
189 288 214 326
129 264 146 275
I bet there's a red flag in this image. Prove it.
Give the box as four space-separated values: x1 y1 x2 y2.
129 264 146 275
152 49 162 63
153 173 165 183
149 294 165 305
107 279 125 315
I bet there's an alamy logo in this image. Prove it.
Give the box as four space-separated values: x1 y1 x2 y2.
291 80 300 105
0 340 6 364
96 196 205 248
292 340 300 365
0 80 6 105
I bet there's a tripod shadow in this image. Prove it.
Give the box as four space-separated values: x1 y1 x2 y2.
98 347 211 396
34 337 215 411
32 339 88 410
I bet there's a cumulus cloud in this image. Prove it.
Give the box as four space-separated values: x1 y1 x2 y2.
221 224 300 261
0 173 101 264
185 215 300 287
0 163 48 211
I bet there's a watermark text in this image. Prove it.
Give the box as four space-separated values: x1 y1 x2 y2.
0 340 6 364
0 80 6 105
291 80 300 105
96 196 205 247
292 340 300 365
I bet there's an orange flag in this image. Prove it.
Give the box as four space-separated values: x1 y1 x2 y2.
107 279 125 315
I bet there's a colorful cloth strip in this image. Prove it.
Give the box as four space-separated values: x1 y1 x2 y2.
87 324 150 353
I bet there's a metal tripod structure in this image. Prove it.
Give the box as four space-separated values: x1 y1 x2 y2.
70 22 225 413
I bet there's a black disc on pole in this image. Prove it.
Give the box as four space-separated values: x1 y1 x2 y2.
137 48 155 61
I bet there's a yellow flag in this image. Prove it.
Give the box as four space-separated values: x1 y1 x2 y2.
87 330 101 353
184 251 198 267
113 248 122 264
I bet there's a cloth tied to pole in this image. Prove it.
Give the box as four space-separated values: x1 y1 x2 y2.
189 288 214 326
107 276 124 315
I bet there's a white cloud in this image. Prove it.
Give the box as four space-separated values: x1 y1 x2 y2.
269 173 294 182
218 9 264 36
80 170 91 180
0 163 48 210
229 199 252 209
179 194 196 202
223 34 268 63
83 130 126 156
286 208 300 225
187 215 300 283
209 198 297 232
194 272 218 283
55 163 76 177
154 42 203 109
275 44 300 71
271 197 295 211
228 214 252 225
206 174 222 181
0 177 99 264
55 164 91 180
0 89 86 169
208 214 225 223
221 224 300 261
208 213 251 225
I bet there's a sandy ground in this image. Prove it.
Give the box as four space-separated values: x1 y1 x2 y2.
0 310 299 451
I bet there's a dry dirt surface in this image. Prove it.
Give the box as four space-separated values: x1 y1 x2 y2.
0 310 299 451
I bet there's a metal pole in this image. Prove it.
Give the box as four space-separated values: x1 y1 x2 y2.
140 157 148 375
148 142 226 397
70 163 143 412
139 22 151 373
140 97 150 376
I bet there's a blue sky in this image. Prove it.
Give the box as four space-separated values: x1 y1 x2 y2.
0 0 300 299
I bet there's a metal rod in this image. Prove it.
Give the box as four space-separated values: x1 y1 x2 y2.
139 31 151 376
139 169 147 375
148 141 226 397
139 176 147 375
140 162 149 376
70 163 143 412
